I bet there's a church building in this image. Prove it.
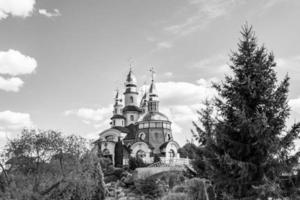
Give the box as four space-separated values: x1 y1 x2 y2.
96 69 180 166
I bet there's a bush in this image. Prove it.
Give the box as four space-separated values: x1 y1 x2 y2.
134 177 168 198
162 192 187 200
172 185 187 193
128 156 146 170
185 178 209 200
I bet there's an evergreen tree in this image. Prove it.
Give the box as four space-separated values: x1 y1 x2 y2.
114 137 123 168
194 25 300 199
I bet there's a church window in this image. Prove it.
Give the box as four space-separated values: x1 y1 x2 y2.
138 132 146 140
103 148 110 155
169 149 175 158
130 115 134 121
144 123 149 128
156 122 163 128
150 122 155 128
136 150 146 158
139 123 143 129
130 96 134 103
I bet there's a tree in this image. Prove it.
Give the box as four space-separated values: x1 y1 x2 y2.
114 137 123 168
194 24 300 199
0 129 106 200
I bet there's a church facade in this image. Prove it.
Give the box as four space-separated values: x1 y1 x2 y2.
96 69 180 166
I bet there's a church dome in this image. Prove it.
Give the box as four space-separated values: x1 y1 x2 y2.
141 111 169 121
125 69 137 85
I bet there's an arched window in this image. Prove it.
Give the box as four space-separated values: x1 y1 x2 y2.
130 115 134 121
130 96 134 103
136 150 146 158
169 149 175 158
138 132 146 140
103 148 110 155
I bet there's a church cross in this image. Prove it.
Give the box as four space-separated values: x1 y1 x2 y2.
149 67 155 81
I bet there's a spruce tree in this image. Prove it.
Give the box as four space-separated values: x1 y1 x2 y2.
194 25 300 199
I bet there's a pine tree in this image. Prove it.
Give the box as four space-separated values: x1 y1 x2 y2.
194 24 300 199
114 137 123 168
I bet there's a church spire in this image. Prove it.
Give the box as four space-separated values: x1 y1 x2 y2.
111 89 125 127
148 67 159 112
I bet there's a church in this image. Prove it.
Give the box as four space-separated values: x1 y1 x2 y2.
95 69 180 166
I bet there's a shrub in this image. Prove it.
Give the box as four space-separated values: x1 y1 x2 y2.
185 178 209 200
128 156 146 170
172 185 187 193
162 192 187 200
134 177 167 198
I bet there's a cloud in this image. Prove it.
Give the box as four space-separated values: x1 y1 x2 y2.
0 49 37 76
165 0 242 36
65 106 112 131
0 110 34 130
0 0 36 20
0 76 24 92
289 98 300 114
38 8 60 18
164 72 173 77
0 49 37 92
156 79 217 142
157 41 173 49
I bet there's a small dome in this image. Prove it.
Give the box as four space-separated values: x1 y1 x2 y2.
125 69 137 85
141 112 169 121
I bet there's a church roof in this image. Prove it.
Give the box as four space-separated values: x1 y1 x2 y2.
141 111 169 121
123 124 138 140
110 115 126 120
125 69 137 85
123 105 142 113
159 140 180 150
113 126 131 134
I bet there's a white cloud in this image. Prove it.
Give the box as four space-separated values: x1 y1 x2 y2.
38 8 60 18
0 49 37 92
289 98 300 112
0 0 36 20
65 106 112 131
164 72 173 77
165 0 243 36
0 110 34 130
0 76 24 92
157 41 173 49
191 54 228 70
0 49 37 76
156 79 217 142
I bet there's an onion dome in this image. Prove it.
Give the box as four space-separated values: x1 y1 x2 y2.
114 90 122 106
125 68 137 86
141 112 169 121
149 80 158 101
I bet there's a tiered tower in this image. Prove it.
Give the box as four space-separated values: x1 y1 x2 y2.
122 69 142 125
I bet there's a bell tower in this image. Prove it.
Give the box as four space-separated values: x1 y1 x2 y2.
123 68 142 125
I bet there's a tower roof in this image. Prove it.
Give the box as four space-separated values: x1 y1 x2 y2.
114 90 122 106
125 68 137 86
149 68 158 101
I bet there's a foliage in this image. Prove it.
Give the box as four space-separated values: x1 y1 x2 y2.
185 178 210 200
128 156 146 170
0 129 106 200
153 154 161 162
134 177 168 199
162 192 187 200
193 24 300 199
178 142 197 159
114 137 123 168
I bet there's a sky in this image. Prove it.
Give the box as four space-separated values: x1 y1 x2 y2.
1 0 300 147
